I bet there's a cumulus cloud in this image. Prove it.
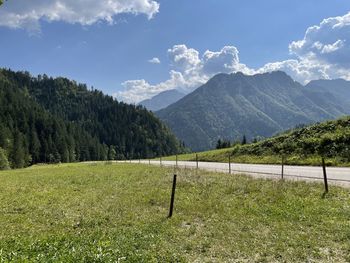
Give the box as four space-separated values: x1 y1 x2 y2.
261 11 350 84
167 45 201 71
0 0 159 33
116 44 252 102
118 11 350 103
116 70 188 103
289 12 350 68
148 57 161 64
202 46 253 75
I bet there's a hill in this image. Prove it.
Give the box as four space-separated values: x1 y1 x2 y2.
163 116 350 166
0 69 183 169
138 89 186 111
157 71 350 151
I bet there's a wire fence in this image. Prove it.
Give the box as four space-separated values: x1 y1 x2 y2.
130 157 350 187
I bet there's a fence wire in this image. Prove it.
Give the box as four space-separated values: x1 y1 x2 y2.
134 159 350 184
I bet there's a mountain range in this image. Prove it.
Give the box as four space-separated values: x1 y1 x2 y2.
139 89 186 111
156 71 350 151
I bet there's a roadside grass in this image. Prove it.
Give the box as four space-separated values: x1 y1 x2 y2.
162 149 350 167
0 163 350 262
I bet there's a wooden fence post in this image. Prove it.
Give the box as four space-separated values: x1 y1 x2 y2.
229 155 231 174
196 154 198 169
149 159 150 165
160 157 162 166
322 158 329 193
176 154 178 168
168 174 177 218
281 156 285 180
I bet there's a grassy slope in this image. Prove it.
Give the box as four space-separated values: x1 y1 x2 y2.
163 116 350 166
0 163 349 262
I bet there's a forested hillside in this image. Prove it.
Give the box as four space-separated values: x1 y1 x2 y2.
0 69 183 169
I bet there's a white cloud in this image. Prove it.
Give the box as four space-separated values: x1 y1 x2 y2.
263 11 350 84
0 0 159 33
118 10 350 103
116 70 187 103
321 39 344 54
148 57 161 64
116 44 254 102
289 12 350 67
202 46 254 75
167 45 201 71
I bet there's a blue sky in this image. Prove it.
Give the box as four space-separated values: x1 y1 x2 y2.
0 0 350 102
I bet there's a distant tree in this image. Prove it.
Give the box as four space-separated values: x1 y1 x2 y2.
216 139 222 149
0 148 10 170
108 145 117 160
29 127 41 163
241 135 247 145
11 130 25 168
216 139 231 149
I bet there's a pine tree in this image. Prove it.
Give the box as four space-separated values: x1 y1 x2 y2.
29 126 41 163
108 145 117 160
0 147 10 170
242 135 247 145
11 130 25 168
216 139 222 149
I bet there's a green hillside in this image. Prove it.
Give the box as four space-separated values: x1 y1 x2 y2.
0 163 349 261
163 116 350 166
0 69 183 169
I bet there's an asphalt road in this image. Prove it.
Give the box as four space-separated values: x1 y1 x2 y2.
129 160 350 188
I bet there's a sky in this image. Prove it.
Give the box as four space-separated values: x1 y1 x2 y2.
0 0 350 103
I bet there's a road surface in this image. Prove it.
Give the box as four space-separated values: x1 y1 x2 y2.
126 160 350 188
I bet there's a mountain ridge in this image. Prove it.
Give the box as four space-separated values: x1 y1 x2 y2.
156 71 350 151
138 89 186 111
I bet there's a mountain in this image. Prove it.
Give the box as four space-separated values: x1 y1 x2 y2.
0 69 183 169
156 71 350 151
139 89 186 111
306 79 350 103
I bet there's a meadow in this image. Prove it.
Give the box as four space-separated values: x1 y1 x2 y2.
0 163 349 262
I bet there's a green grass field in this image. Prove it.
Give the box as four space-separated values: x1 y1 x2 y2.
1 163 350 262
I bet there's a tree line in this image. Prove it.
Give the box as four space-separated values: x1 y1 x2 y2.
0 69 184 169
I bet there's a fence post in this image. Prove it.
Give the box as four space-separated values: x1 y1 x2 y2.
149 159 150 165
229 155 231 174
176 154 178 168
160 157 162 166
168 174 177 218
281 156 284 180
196 154 199 169
322 158 329 193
